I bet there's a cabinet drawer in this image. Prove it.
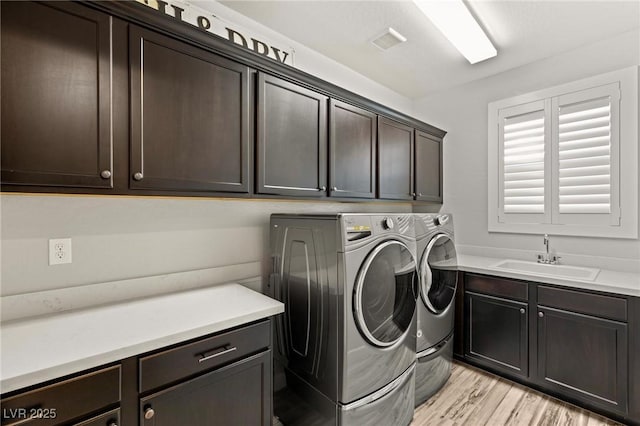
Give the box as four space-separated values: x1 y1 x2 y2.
139 320 270 393
538 286 627 322
1 365 120 426
73 408 119 426
140 351 272 426
465 274 528 302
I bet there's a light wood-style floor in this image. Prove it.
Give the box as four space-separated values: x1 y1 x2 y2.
412 361 621 426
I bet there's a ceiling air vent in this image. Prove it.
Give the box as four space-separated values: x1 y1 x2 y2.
371 27 407 51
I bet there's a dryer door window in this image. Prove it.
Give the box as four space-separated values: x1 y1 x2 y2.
421 234 457 314
354 240 417 347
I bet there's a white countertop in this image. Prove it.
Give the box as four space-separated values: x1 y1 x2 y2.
458 254 640 297
0 283 284 394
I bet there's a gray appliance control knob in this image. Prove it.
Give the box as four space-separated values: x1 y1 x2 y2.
382 217 394 230
435 214 450 226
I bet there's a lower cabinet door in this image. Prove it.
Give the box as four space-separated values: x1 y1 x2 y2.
140 351 272 426
537 306 628 414
465 291 528 378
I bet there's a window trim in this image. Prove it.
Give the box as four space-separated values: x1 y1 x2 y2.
488 66 638 239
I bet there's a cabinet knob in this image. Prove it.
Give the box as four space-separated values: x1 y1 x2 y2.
538 312 544 318
520 308 525 314
418 193 423 197
133 172 144 181
108 422 118 426
319 186 326 191
100 170 111 179
144 407 155 420
331 186 338 191
412 192 416 197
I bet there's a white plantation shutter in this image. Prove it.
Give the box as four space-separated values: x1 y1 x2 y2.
498 100 550 223
503 110 545 213
558 98 611 213
553 83 620 225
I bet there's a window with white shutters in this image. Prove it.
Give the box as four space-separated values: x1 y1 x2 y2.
488 67 637 238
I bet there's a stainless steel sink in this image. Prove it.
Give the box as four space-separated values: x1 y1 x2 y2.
491 259 600 281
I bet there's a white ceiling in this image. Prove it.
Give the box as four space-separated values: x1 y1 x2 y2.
219 1 640 99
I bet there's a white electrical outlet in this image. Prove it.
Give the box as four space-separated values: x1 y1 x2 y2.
49 238 72 265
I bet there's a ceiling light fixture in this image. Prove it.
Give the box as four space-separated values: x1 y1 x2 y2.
413 0 496 64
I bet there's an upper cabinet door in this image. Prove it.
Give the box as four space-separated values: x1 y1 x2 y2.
1 2 113 188
257 73 328 197
415 130 443 202
378 117 414 200
329 100 376 199
129 26 250 193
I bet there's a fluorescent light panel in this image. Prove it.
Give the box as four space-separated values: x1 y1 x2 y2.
413 0 496 64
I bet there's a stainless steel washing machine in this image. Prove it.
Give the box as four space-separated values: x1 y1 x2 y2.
414 213 458 407
269 213 418 425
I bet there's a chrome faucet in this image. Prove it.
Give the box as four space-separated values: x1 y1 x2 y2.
537 234 561 264
544 234 550 255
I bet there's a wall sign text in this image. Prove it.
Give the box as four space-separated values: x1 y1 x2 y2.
135 0 295 66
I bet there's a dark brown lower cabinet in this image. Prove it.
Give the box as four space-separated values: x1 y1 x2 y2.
537 306 627 414
465 291 528 378
140 351 272 426
1 320 275 426
460 272 636 424
0 366 120 426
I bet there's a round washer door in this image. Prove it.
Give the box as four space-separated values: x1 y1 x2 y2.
420 234 458 314
354 240 418 347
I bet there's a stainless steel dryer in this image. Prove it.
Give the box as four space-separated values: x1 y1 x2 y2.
269 213 418 425
414 213 458 407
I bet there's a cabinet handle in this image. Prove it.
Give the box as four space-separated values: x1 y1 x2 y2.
331 186 338 191
418 193 423 197
144 407 155 420
538 312 544 318
520 308 525 314
100 170 112 179
319 186 326 192
133 172 143 181
198 345 237 363
412 192 416 197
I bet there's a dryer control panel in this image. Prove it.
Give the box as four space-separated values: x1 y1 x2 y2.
342 214 414 245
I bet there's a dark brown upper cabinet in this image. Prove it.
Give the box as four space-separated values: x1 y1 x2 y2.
415 130 443 202
256 73 328 197
1 1 113 189
377 117 414 200
129 26 251 193
328 100 377 199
